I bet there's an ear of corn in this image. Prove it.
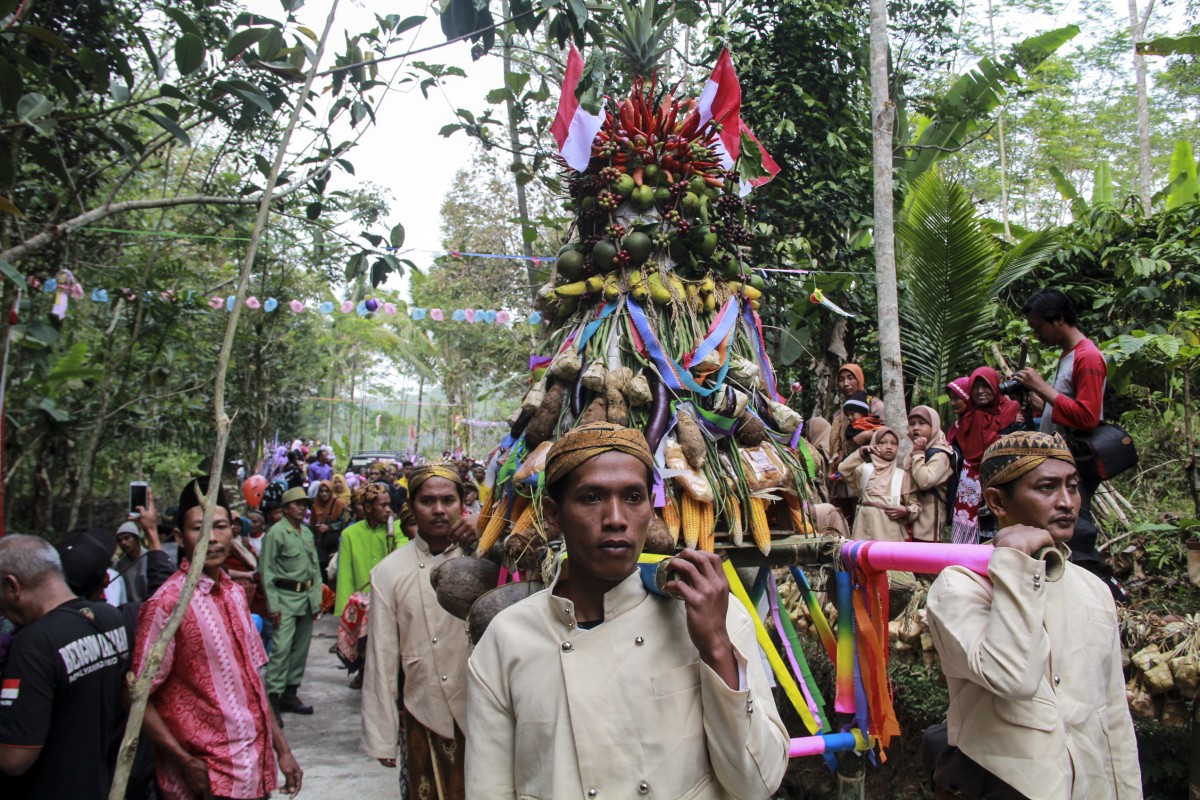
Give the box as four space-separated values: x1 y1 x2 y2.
790 508 815 536
698 500 716 553
662 498 681 544
681 494 702 549
474 485 495 533
783 492 815 536
477 510 508 555
750 497 771 555
477 495 531 555
726 493 743 547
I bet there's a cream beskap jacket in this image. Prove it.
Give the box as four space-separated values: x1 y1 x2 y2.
361 535 470 757
465 569 789 800
927 546 1142 800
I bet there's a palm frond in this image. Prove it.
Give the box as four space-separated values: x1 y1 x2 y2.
898 170 1000 400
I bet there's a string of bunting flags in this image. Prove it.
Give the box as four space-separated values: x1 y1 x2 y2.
22 270 544 325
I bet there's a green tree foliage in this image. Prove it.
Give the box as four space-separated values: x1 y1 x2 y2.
897 170 1055 402
0 1 431 532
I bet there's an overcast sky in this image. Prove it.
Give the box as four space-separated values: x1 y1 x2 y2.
246 0 504 300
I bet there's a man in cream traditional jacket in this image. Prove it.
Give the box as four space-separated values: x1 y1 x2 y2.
361 465 475 799
466 422 790 800
927 432 1141 799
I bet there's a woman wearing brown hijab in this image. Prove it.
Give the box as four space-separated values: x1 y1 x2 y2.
827 363 887 523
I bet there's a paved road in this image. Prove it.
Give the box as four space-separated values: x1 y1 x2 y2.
281 616 398 799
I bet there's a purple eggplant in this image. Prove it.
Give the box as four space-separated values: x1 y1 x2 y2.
643 370 672 453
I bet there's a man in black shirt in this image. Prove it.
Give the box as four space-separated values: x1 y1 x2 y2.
0 534 129 799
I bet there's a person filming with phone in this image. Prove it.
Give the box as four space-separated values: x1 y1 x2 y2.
1012 288 1108 566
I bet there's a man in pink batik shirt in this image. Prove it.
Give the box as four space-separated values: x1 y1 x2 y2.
134 479 302 799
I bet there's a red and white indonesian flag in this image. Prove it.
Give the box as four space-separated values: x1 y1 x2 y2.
552 46 605 172
696 49 781 195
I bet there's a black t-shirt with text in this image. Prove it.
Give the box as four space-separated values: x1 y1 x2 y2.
0 597 129 799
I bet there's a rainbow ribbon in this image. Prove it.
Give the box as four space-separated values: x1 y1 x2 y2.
789 567 836 663
766 571 827 733
834 570 856 714
683 298 740 369
723 561 820 735
627 299 730 397
741 301 785 402
575 300 619 353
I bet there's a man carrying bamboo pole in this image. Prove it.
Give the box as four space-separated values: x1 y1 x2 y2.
465 422 789 799
361 464 476 799
926 432 1140 799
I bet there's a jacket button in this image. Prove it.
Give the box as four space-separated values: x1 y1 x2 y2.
441 675 448 681
587 789 597 798
635 636 644 646
432 637 438 644
1054 675 1061 685
562 641 573 652
638 781 649 794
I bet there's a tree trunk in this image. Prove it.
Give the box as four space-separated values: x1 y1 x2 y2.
107 3 342 796
415 377 425 455
987 0 1011 240
1127 0 1154 210
500 0 541 302
869 0 908 430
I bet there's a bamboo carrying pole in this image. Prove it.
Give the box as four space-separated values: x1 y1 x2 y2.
107 5 342 796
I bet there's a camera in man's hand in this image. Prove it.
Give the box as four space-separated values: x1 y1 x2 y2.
997 377 1026 397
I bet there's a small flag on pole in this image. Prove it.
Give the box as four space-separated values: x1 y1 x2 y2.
551 46 605 172
695 48 781 195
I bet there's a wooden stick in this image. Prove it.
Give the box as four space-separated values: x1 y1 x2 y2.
107 5 341 797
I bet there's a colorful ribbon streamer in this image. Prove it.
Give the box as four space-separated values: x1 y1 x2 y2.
722 561 820 736
627 299 731 398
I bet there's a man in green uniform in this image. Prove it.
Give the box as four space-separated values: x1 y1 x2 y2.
260 486 322 725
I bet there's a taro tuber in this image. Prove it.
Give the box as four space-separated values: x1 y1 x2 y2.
579 396 608 426
735 409 767 446
675 411 707 470
525 381 567 448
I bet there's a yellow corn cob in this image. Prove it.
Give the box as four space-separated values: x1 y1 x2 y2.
662 498 681 544
750 498 772 555
681 494 702 549
511 501 537 535
477 495 530 555
474 485 495 534
783 493 815 536
726 493 744 547
477 511 508 555
698 500 716 553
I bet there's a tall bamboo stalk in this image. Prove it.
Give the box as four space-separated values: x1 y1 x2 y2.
107 4 341 796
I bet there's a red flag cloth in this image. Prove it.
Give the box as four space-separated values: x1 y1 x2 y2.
551 46 604 172
696 48 780 194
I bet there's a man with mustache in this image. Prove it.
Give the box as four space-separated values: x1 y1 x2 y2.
134 478 303 799
362 464 477 799
926 432 1140 799
465 423 789 799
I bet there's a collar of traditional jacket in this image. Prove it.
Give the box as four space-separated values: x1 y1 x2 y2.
412 532 457 559
547 566 647 629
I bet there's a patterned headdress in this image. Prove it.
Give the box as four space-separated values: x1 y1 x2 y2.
979 431 1074 490
408 463 464 497
362 482 391 505
544 422 656 486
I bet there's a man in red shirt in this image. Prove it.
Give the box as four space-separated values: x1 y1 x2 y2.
135 479 303 799
1015 288 1107 562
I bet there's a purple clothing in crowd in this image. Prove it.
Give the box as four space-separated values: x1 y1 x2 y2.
307 462 333 483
